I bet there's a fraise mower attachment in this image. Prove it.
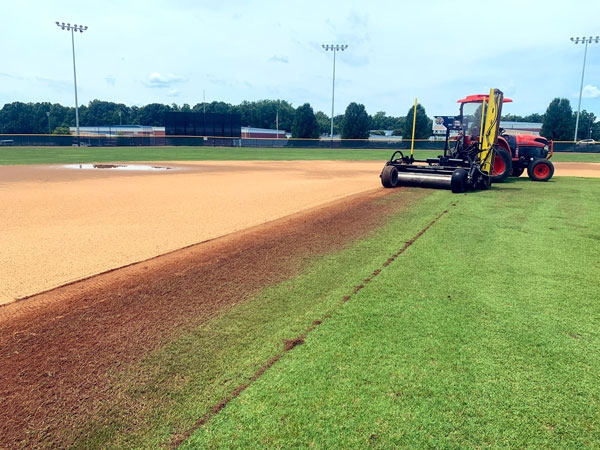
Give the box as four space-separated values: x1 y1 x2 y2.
380 88 505 193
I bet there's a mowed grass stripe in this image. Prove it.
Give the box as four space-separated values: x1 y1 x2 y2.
182 178 600 449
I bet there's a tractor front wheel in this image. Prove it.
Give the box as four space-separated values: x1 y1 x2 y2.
381 165 399 188
527 159 554 182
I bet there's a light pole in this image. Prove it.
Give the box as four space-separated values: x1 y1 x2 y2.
56 21 88 146
322 44 348 139
570 36 599 142
46 111 51 135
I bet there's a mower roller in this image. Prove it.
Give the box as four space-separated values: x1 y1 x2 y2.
381 88 505 193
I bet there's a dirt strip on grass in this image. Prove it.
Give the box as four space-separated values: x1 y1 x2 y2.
169 205 453 448
0 187 425 449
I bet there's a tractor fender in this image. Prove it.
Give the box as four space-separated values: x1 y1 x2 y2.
496 135 513 156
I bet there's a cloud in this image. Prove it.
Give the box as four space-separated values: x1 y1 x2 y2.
145 72 186 88
582 85 600 99
105 75 116 86
0 72 25 81
34 76 72 91
347 10 368 28
268 55 289 64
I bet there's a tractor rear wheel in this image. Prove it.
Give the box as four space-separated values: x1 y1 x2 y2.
451 168 468 193
527 159 554 181
381 165 399 188
491 148 512 183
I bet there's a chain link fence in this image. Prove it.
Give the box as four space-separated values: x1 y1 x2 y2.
0 135 598 152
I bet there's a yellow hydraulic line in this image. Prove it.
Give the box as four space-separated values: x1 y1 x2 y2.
410 98 417 156
478 96 487 165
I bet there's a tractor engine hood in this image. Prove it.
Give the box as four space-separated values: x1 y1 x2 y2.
514 134 549 146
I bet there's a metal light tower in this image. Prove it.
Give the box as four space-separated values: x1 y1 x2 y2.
570 36 599 142
322 44 348 139
56 21 88 146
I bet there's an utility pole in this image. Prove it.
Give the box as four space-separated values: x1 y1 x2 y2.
56 21 88 146
322 44 348 141
570 36 599 142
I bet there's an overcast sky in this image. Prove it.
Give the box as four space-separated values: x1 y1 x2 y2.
2 0 599 122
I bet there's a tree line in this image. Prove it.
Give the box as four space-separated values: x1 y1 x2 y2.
0 97 597 141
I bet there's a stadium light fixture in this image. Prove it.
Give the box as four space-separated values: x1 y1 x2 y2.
56 21 88 146
570 36 599 142
322 44 348 140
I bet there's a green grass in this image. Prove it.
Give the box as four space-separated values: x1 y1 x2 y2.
549 152 600 163
65 178 600 449
0 147 408 165
178 178 600 449
1 146 599 165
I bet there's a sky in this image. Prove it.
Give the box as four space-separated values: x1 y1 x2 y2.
2 0 600 123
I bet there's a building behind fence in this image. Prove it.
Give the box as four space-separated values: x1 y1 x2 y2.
0 116 598 153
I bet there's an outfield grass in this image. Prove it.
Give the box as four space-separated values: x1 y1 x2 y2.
1 146 599 165
65 177 600 449
0 147 398 164
179 178 600 449
549 152 600 163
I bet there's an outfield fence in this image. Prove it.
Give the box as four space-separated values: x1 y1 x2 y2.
0 134 598 152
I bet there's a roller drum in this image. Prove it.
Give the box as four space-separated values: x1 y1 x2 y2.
395 171 452 189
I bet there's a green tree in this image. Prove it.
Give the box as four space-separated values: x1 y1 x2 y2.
47 103 73 131
371 111 388 131
236 99 294 131
341 102 370 139
273 100 295 133
0 102 32 133
333 114 344 136
137 103 173 126
591 119 600 140
576 110 596 141
524 113 543 123
192 101 234 115
83 100 130 126
540 98 574 141
315 111 330 136
371 111 402 131
291 103 319 139
403 103 432 139
53 126 71 135
254 100 278 129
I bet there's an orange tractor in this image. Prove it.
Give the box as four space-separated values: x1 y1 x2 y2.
451 94 554 182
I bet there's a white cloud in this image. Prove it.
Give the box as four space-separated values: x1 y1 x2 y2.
269 55 289 64
145 72 186 89
582 85 600 99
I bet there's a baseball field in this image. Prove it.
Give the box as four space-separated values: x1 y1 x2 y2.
1 148 599 449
